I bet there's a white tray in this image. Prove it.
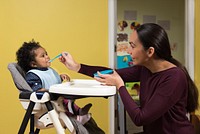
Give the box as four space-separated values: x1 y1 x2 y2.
49 79 116 96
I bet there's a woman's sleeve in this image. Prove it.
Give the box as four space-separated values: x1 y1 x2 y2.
119 71 187 126
79 64 142 82
116 65 142 82
26 72 43 91
78 64 111 77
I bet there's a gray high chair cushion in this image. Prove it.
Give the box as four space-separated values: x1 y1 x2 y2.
7 63 32 92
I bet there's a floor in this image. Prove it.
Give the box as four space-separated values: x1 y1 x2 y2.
126 112 143 134
115 112 143 134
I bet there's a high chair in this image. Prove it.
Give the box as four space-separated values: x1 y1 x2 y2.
7 63 76 134
8 62 117 134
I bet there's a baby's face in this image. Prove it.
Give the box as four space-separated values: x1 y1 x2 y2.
32 47 51 68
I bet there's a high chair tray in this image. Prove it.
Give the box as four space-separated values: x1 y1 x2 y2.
49 79 116 97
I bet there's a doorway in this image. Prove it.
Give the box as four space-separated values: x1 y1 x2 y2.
108 0 195 133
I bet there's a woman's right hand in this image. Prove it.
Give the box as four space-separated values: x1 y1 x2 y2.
59 52 81 72
94 70 125 89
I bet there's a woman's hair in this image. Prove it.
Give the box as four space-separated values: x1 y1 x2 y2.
135 23 199 112
16 40 41 72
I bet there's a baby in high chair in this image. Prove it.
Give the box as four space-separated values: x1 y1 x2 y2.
16 39 92 124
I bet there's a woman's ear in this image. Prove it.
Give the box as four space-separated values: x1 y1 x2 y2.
147 47 155 58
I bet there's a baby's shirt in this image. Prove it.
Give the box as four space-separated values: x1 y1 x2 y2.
26 67 61 91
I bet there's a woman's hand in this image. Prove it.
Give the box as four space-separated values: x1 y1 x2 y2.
94 70 124 89
60 74 70 82
59 52 81 72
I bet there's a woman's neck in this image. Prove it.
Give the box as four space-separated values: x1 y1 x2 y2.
144 59 176 73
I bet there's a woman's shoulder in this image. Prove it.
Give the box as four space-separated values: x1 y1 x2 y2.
163 67 184 75
154 67 183 74
155 67 187 81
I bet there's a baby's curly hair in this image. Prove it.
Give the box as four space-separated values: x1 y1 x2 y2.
16 40 41 72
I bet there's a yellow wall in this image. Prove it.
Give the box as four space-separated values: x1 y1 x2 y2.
0 0 109 133
195 0 200 115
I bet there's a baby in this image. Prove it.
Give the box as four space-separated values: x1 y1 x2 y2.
16 40 92 119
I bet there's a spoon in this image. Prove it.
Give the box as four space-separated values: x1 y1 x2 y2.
49 53 62 62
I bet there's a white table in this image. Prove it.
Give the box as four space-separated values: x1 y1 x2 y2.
49 79 116 134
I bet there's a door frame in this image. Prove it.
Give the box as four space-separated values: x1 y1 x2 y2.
185 0 195 80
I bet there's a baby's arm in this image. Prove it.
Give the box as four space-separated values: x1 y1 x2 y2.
26 72 48 92
60 74 70 82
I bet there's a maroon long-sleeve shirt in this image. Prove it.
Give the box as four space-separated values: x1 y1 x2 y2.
79 64 194 134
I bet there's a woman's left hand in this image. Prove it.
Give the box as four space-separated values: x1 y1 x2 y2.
94 70 124 89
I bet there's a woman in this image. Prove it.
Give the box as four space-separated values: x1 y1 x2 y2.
60 23 199 134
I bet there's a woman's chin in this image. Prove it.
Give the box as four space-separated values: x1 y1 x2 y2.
133 62 141 66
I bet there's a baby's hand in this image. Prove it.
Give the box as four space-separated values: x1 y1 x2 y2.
60 74 70 82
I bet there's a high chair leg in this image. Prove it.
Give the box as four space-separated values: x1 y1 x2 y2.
34 128 40 134
45 101 65 134
29 114 35 134
18 101 35 134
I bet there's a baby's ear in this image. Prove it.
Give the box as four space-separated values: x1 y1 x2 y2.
30 61 37 67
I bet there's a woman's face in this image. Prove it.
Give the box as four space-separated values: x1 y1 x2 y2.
127 31 149 65
31 47 51 68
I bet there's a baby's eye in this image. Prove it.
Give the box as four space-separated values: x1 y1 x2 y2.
41 54 46 57
42 53 48 57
